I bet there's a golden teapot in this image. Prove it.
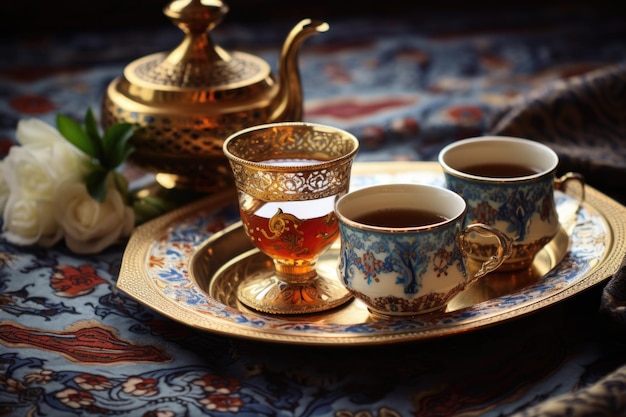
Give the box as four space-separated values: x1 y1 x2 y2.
101 0 328 192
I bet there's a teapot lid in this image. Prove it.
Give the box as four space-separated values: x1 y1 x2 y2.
122 0 272 93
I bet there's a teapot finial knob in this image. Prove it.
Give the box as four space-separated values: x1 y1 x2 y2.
161 0 231 72
164 0 228 35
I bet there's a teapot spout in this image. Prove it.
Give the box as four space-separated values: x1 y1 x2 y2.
269 19 329 122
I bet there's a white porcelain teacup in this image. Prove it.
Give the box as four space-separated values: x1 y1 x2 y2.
438 136 585 271
335 183 513 316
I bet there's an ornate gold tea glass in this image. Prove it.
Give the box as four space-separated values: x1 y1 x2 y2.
223 122 360 315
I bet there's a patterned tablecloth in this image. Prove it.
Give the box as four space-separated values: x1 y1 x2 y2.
1 3 626 416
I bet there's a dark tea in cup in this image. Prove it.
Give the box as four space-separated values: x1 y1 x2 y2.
352 208 449 228
459 163 542 178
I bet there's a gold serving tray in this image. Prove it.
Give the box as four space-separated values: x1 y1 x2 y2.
118 162 626 345
195 222 570 319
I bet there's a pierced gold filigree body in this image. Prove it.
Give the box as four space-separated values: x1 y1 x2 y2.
101 0 329 192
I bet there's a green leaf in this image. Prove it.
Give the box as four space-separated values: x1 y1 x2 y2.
85 169 110 202
56 108 137 204
57 114 96 157
132 195 176 226
102 122 135 169
112 171 130 204
83 109 105 160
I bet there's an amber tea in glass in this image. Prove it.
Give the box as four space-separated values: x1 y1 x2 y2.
223 122 359 315
240 198 338 267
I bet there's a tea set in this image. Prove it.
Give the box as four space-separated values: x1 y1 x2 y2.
106 0 585 318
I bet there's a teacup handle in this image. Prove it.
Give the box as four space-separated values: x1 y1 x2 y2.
554 172 585 205
458 223 514 279
554 172 585 229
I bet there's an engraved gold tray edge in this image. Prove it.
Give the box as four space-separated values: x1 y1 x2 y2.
117 162 626 345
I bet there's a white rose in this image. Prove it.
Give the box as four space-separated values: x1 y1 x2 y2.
3 145 62 199
55 177 135 254
13 118 89 189
1 118 90 247
2 192 63 247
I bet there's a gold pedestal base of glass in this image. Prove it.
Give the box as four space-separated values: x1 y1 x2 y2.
237 275 353 315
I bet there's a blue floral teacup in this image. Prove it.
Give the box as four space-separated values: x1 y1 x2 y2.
439 136 584 271
335 184 513 316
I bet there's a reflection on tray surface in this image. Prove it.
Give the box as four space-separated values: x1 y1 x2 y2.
195 223 569 321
